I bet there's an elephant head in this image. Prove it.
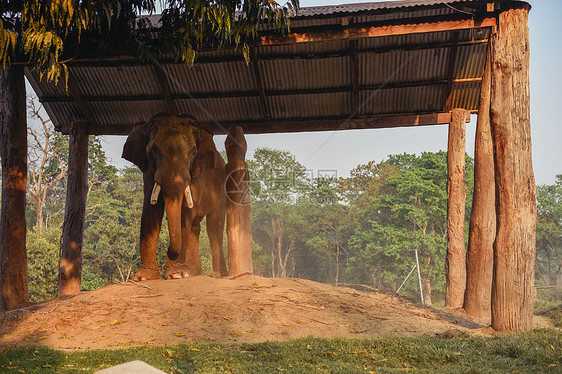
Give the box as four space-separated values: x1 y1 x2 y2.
122 113 200 261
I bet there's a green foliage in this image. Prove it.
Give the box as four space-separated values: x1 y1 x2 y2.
249 147 312 277
1 330 561 373
26 226 60 302
536 175 562 286
249 147 310 204
81 265 109 291
346 152 474 304
1 0 296 85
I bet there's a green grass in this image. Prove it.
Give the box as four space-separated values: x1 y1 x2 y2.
535 289 562 328
1 329 560 373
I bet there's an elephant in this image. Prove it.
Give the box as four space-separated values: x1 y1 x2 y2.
122 113 227 281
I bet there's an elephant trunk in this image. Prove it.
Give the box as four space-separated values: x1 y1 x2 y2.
164 194 183 261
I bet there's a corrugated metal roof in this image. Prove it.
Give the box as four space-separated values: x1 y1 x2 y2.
295 1 472 17
25 0 504 135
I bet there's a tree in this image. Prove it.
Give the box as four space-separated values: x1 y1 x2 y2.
26 227 60 302
249 148 310 277
536 175 562 286
346 152 473 305
26 95 68 232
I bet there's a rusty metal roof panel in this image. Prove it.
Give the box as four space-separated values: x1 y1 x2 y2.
88 101 166 125
41 102 82 128
164 61 256 95
356 28 487 51
295 1 472 17
359 84 444 115
25 68 67 97
259 56 350 92
268 92 350 120
454 43 487 79
257 39 349 58
449 81 481 111
68 65 161 97
359 47 449 86
176 97 263 124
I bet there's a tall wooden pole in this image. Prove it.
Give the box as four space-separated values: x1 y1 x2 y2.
490 6 536 331
59 123 88 295
464 43 495 319
445 108 467 308
0 65 28 311
225 126 253 276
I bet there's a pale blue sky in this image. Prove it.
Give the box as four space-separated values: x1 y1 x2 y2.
95 0 561 185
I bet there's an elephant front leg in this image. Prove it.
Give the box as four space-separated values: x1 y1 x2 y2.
165 217 202 279
134 188 164 281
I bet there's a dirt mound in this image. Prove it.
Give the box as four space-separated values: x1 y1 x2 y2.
0 275 489 349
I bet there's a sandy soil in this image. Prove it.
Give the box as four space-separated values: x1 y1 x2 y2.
0 275 542 350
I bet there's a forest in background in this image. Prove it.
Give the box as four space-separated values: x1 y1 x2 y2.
6 99 562 305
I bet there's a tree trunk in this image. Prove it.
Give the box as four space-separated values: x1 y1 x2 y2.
445 108 467 308
0 65 28 311
464 43 495 319
490 6 536 332
423 277 432 306
59 123 88 295
35 198 44 232
225 126 253 276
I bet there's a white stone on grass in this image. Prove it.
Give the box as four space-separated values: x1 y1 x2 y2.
96 360 166 374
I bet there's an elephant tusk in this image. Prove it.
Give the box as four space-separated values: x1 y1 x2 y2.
150 183 161 205
185 185 194 209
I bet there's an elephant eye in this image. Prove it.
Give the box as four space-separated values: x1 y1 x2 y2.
148 146 160 161
189 147 197 158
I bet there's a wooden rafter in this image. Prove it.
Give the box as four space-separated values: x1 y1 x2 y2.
41 77 482 104
54 37 489 67
67 73 96 127
65 112 471 136
349 40 359 115
250 48 270 119
259 17 496 46
444 32 460 112
151 62 178 113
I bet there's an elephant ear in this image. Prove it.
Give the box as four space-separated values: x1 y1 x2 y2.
122 123 149 172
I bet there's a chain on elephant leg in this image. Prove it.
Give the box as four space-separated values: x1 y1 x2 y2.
133 263 162 281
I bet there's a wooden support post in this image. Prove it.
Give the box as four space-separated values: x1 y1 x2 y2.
59 123 88 295
0 65 28 311
225 126 253 276
490 6 536 331
464 43 495 319
445 108 467 308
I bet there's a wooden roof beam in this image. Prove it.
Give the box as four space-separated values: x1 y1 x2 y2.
444 32 460 112
40 77 482 103
67 73 96 127
202 112 472 134
250 48 270 120
59 112 472 136
58 38 489 67
259 18 497 46
151 62 179 113
349 40 359 115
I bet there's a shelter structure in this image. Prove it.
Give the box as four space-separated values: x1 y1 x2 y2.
1 0 535 331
